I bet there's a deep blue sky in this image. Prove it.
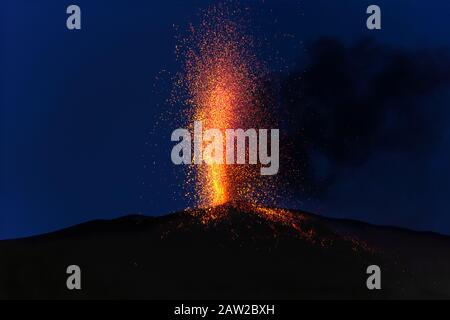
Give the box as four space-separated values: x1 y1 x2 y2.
2 0 450 239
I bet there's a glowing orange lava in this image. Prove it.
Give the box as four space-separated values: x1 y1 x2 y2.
195 71 237 206
179 6 263 208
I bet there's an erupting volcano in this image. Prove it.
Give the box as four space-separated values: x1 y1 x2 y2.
2 3 450 301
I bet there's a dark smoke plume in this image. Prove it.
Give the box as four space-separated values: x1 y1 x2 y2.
278 37 450 197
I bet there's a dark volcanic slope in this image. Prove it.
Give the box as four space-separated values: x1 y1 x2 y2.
1 203 450 299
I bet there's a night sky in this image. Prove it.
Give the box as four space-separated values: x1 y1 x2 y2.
2 0 450 239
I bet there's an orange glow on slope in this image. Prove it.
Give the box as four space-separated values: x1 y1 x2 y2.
251 205 316 241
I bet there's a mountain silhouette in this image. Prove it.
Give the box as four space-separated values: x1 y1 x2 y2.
1 202 449 299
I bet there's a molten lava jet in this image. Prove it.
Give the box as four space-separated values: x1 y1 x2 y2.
176 5 278 214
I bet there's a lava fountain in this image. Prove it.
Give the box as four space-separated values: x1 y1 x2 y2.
176 5 274 209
